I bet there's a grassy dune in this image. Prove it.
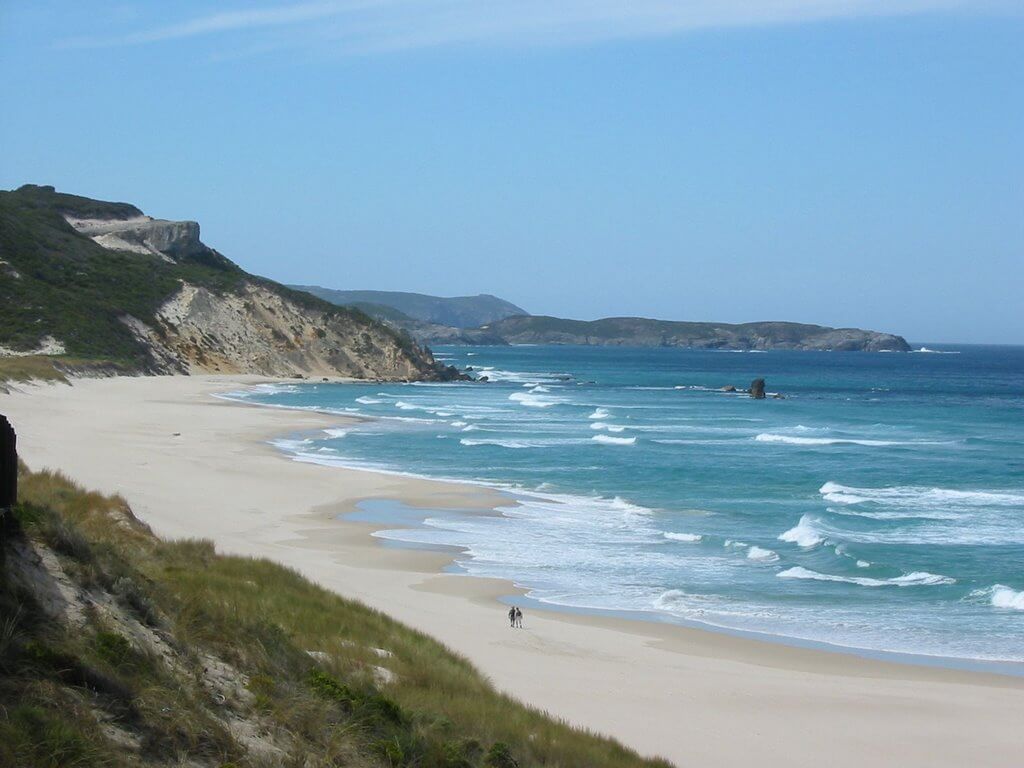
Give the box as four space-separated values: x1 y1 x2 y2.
0 356 133 387
0 468 672 768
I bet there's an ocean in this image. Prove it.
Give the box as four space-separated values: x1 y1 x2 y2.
226 344 1024 665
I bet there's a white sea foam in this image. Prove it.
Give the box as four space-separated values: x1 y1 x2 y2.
460 437 587 449
746 546 779 563
509 391 560 408
778 566 954 587
377 415 441 424
663 532 702 542
482 368 572 384
912 347 960 354
322 428 348 438
653 589 687 610
755 433 943 447
450 421 467 428
856 560 871 569
590 422 627 433
989 585 1024 610
819 481 1024 508
591 434 636 446
778 516 826 548
588 408 611 419
355 396 383 405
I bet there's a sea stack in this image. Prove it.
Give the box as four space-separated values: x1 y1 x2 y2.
749 379 766 399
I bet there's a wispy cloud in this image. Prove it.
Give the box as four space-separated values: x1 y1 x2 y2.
62 0 1003 54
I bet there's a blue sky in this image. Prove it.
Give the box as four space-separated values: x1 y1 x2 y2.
1 2 1022 343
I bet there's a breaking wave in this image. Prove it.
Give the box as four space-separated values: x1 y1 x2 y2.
663 532 702 543
746 546 779 563
509 391 561 408
778 516 826 548
591 434 636 446
819 481 1024 508
778 567 954 588
755 433 946 447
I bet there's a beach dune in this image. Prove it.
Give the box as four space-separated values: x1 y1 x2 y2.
2 374 1022 768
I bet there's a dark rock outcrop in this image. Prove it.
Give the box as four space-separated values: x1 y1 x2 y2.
749 379 766 399
721 385 737 392
1 415 16 514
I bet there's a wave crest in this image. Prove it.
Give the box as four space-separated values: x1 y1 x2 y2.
778 566 954 588
591 434 636 446
778 515 826 548
663 532 702 543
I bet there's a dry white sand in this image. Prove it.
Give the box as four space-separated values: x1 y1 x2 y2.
2 374 1023 768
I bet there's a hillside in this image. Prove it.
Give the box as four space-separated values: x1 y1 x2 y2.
0 465 668 768
0 186 458 380
478 316 911 351
292 287 528 329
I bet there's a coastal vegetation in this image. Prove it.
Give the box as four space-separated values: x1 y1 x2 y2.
0 466 671 768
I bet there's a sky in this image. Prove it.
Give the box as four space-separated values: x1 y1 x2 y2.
1 2 1022 344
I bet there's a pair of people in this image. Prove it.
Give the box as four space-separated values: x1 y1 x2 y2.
507 605 523 628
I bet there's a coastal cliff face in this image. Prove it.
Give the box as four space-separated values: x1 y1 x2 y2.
0 185 455 380
124 282 436 378
471 316 911 352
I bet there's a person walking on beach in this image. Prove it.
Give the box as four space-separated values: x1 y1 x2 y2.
514 606 523 629
508 606 516 628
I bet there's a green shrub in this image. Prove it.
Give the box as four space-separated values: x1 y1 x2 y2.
485 741 519 768
93 631 132 667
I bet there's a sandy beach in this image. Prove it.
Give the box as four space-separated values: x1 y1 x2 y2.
2 374 1022 768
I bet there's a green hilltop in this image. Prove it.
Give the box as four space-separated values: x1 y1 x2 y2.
0 185 453 380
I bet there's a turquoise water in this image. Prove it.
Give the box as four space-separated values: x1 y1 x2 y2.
229 344 1024 663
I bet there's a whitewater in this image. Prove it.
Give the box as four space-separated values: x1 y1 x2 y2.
232 344 1024 664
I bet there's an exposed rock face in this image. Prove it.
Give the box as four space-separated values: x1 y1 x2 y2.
121 282 447 379
64 215 205 262
749 378 766 399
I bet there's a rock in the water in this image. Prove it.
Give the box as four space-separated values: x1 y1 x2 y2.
721 385 736 392
749 379 766 399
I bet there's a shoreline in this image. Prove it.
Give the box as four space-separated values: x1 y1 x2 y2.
3 374 1023 767
237 388 1024 677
